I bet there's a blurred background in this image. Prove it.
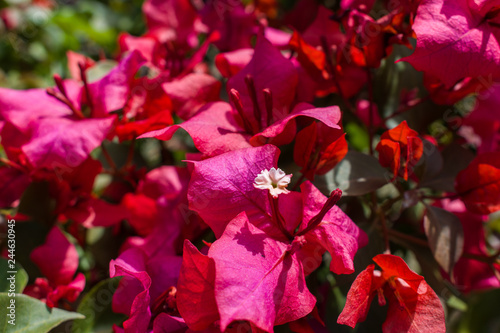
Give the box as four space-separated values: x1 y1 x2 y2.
0 0 145 88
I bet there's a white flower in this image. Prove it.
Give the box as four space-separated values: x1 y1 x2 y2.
253 167 292 198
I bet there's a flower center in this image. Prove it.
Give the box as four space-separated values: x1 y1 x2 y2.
253 167 292 198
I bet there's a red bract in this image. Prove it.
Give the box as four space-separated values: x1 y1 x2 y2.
162 72 222 120
338 254 445 333
376 120 423 181
178 197 365 333
0 166 30 208
403 0 500 88
176 241 219 330
215 48 254 78
88 51 146 118
293 122 348 180
25 227 85 308
208 212 316 332
455 152 500 214
121 166 205 249
423 74 490 105
110 233 183 332
22 117 114 170
288 31 326 77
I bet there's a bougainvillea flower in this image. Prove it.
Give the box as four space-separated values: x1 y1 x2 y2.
376 120 423 181
0 53 147 170
178 203 363 331
121 166 205 250
110 229 183 332
338 254 445 333
342 10 387 68
226 36 298 122
25 227 85 308
143 0 203 48
455 152 500 214
200 1 256 52
287 13 367 99
88 50 146 118
140 37 344 155
438 199 500 292
186 145 367 271
402 0 500 88
141 95 341 157
178 164 367 332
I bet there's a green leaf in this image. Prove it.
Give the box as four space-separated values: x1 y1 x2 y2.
447 295 467 312
418 139 443 181
457 289 500 333
72 277 123 333
0 293 84 333
319 151 389 196
424 206 464 274
0 259 28 293
419 144 474 192
85 60 118 83
345 122 370 152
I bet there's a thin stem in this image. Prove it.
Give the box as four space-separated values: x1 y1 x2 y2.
291 173 306 191
122 138 136 170
366 68 375 155
320 36 354 112
0 158 27 173
101 144 117 171
378 208 390 254
79 62 94 113
269 193 294 241
420 193 460 201
490 263 500 283
387 229 429 248
384 96 430 121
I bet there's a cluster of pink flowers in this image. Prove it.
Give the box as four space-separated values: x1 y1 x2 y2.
1 0 500 332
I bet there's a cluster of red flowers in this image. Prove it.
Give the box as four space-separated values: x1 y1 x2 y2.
1 0 500 332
